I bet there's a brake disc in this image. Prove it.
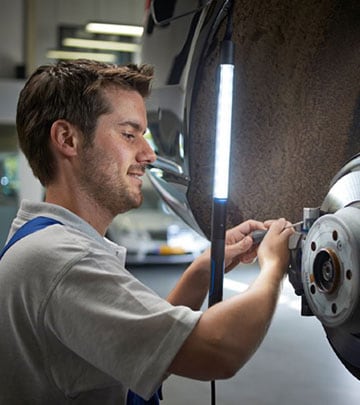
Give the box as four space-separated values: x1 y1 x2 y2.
301 158 360 379
302 207 360 330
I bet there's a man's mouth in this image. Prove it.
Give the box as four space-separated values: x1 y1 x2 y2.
128 165 146 181
128 172 145 184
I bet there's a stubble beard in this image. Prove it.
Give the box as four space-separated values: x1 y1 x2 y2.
78 148 143 217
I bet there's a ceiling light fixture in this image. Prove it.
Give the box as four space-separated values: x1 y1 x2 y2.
62 38 140 53
46 50 117 63
85 22 144 37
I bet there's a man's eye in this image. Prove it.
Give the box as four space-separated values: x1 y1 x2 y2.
123 133 135 139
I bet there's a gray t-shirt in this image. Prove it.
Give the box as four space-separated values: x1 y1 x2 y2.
0 200 201 404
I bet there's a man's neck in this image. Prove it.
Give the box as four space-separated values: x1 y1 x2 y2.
45 186 112 236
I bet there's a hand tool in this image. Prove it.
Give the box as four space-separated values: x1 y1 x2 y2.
251 220 304 244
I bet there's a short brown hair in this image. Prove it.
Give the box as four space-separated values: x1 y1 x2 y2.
16 59 154 186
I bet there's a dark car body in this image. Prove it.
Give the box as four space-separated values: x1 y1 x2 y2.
141 0 360 240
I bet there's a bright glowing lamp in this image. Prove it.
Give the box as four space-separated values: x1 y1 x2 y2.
213 63 234 199
208 38 235 308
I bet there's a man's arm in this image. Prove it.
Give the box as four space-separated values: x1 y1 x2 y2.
167 219 293 380
166 219 266 310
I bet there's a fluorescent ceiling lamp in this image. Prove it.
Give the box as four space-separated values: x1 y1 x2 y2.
46 50 116 63
213 63 234 199
62 38 140 53
86 22 144 37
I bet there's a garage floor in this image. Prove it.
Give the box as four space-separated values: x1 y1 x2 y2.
130 263 360 405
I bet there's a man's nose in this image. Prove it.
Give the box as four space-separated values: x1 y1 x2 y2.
140 137 157 163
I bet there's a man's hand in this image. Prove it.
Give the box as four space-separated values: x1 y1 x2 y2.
257 218 294 279
224 219 267 272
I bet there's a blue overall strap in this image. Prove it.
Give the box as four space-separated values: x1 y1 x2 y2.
0 216 63 260
127 386 162 405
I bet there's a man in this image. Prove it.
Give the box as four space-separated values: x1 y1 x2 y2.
0 60 294 404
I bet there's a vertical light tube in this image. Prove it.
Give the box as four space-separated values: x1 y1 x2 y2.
208 40 235 308
213 64 234 199
208 6 235 401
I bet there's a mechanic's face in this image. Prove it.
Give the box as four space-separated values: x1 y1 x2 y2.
78 87 156 216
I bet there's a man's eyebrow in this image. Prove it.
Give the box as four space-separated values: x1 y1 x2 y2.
118 120 145 133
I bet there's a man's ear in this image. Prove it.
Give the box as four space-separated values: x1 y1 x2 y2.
50 119 81 157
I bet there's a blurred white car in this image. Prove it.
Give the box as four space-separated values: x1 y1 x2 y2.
106 185 209 265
